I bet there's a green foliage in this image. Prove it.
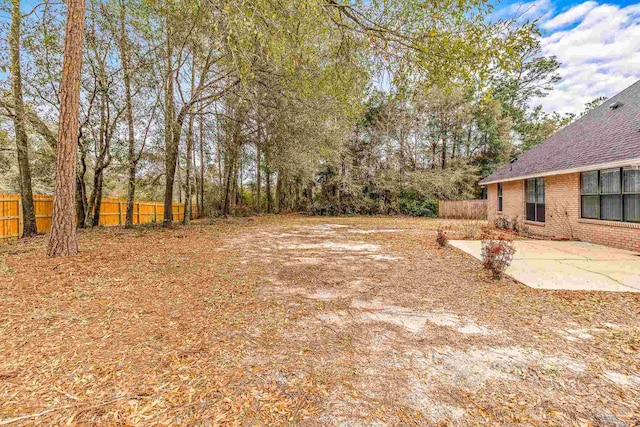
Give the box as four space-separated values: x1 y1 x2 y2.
0 0 572 222
407 163 480 200
581 96 607 116
515 106 574 152
399 195 438 217
308 202 339 217
494 216 511 230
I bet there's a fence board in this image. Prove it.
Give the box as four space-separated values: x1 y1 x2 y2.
0 194 21 242
34 195 53 232
0 194 198 242
438 199 487 220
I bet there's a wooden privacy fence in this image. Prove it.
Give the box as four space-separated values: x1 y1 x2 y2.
0 194 198 242
438 199 487 220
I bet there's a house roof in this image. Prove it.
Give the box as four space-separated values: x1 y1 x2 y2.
479 79 640 185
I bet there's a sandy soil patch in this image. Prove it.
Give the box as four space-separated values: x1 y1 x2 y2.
1 216 638 426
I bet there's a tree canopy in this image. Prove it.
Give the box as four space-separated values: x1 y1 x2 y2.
0 0 573 226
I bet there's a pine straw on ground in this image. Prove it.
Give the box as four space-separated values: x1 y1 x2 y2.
0 215 638 426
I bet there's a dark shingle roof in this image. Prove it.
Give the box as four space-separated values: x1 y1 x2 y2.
479 79 640 185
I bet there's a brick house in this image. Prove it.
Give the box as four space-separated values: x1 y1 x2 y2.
479 80 640 252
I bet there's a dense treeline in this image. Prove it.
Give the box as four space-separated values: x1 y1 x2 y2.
0 0 579 234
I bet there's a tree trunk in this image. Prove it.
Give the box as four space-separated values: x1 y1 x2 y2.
222 151 234 217
76 142 88 228
183 114 194 225
216 136 223 188
440 129 447 169
85 167 98 226
183 59 198 225
306 182 313 204
275 170 282 213
451 133 458 160
85 95 109 228
199 113 205 217
47 0 86 257
431 141 437 169
10 0 37 237
194 140 199 219
255 143 261 214
194 117 200 219
125 153 136 228
177 154 182 203
238 157 243 206
233 152 242 208
399 123 406 175
91 172 104 227
265 147 272 213
162 24 176 227
118 0 137 229
76 175 86 227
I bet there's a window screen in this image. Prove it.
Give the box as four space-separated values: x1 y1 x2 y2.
623 168 640 222
526 178 545 222
581 167 640 223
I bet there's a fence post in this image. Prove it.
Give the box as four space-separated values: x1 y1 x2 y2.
17 198 23 238
153 203 157 223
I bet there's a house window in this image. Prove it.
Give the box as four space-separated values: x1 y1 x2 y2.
582 167 640 222
624 168 640 222
526 178 545 222
498 183 503 212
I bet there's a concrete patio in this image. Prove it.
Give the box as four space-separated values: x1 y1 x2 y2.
449 240 640 292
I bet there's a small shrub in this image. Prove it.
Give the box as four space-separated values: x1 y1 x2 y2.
493 215 528 235
461 221 482 239
308 202 336 216
511 215 520 232
481 239 516 279
399 197 438 217
436 228 448 248
231 205 253 217
494 216 511 230
511 215 529 234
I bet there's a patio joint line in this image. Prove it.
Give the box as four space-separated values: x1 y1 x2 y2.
556 261 640 291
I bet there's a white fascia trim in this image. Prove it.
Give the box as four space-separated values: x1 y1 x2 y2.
480 157 640 186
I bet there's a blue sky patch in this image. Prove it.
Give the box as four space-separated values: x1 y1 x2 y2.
491 0 640 114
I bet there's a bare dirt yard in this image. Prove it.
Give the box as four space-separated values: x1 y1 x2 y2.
1 216 639 426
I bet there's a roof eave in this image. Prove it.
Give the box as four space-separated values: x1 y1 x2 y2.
479 157 640 186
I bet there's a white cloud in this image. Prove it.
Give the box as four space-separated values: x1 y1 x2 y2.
542 1 597 30
531 2 640 114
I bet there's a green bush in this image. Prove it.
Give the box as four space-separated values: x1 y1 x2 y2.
231 205 253 217
494 216 511 230
398 197 438 217
308 202 337 216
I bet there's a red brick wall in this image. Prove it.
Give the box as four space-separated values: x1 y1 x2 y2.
487 173 640 252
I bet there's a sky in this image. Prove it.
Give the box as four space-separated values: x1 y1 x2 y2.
494 0 640 115
1 0 638 117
